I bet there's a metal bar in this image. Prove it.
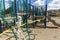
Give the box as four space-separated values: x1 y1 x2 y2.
32 6 35 28
44 0 47 28
3 0 6 17
9 0 13 17
14 0 18 22
25 0 30 40
0 20 3 33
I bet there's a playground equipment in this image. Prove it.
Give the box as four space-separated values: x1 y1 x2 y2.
0 0 48 40
0 0 35 40
0 0 18 40
44 0 47 28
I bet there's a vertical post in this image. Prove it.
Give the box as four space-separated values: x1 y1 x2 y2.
23 0 25 12
25 0 28 31
44 0 47 28
0 20 3 33
25 0 30 40
32 6 35 28
14 0 18 22
37 7 38 15
0 0 2 14
3 0 6 17
0 0 3 33
29 0 31 12
9 0 13 17
13 18 16 26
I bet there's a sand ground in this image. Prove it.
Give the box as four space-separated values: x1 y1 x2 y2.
0 17 60 40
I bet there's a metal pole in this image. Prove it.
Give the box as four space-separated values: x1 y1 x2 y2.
25 0 30 40
0 20 3 33
44 0 47 28
14 0 18 22
3 0 6 17
32 6 35 28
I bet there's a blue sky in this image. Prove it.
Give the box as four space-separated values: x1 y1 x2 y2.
31 0 36 3
3 0 60 10
32 0 60 10
31 0 52 4
47 0 52 3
